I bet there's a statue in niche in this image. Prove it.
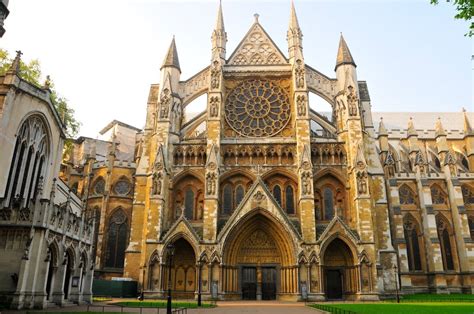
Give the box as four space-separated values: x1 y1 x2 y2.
356 171 368 195
209 96 219 117
296 95 306 116
159 89 171 119
210 61 221 89
301 171 312 195
295 59 305 88
206 172 216 196
346 85 358 116
152 172 162 195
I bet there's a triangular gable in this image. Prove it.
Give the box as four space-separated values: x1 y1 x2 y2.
227 22 287 66
161 214 201 244
217 177 301 242
317 215 359 246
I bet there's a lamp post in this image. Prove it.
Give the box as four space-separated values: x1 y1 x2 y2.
166 243 175 314
393 264 400 303
197 257 202 307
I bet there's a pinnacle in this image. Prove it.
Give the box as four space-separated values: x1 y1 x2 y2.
378 117 388 136
335 34 356 70
216 0 225 31
7 50 22 74
289 0 300 30
407 117 417 137
462 107 473 135
161 37 181 72
435 117 446 137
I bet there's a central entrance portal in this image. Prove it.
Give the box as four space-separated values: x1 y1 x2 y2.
325 269 343 299
241 266 277 300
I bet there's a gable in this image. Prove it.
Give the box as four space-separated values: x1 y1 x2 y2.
228 22 287 66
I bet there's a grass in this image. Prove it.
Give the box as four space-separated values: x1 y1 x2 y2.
311 303 474 314
399 293 474 302
114 301 215 309
27 312 133 314
93 296 113 302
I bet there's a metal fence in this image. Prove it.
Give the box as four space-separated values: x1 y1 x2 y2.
309 303 358 314
85 304 187 314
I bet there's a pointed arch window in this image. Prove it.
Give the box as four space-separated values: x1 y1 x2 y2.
3 115 50 209
235 185 245 208
468 217 474 240
223 184 232 214
273 185 282 206
399 185 415 205
323 187 334 220
285 185 295 214
105 210 128 269
437 218 455 271
431 185 446 205
94 178 105 195
403 217 422 271
462 185 474 205
184 188 194 220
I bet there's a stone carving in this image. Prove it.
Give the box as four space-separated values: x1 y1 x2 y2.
301 171 312 195
294 60 305 89
238 229 280 263
206 172 217 196
347 86 358 116
209 96 219 118
210 61 221 89
296 94 306 117
159 88 171 119
152 172 163 195
356 171 368 195
253 190 266 203
228 25 286 65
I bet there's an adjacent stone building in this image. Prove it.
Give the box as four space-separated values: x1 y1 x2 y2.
0 52 95 308
0 0 9 37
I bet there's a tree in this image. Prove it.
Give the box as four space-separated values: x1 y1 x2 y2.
0 49 81 138
431 0 474 37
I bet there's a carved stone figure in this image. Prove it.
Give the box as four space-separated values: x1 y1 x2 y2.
152 172 163 195
356 171 368 195
347 86 358 116
206 172 217 195
159 88 171 119
209 96 219 117
210 61 221 89
295 59 305 88
296 95 306 117
301 171 312 195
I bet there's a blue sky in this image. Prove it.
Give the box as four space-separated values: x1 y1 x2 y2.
1 0 472 137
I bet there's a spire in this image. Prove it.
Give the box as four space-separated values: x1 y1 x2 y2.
289 0 300 31
463 107 473 135
335 34 356 70
287 0 303 61
212 0 227 61
407 117 417 137
435 117 446 137
216 0 225 32
378 117 388 136
161 37 181 72
7 50 22 74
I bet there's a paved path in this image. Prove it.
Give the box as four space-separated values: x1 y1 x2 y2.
2 301 323 314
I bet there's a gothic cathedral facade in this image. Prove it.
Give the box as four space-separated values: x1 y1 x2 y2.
61 3 474 301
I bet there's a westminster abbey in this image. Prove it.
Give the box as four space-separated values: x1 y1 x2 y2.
58 2 474 301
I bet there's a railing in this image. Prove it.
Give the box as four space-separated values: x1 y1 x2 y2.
84 304 187 314
309 303 357 314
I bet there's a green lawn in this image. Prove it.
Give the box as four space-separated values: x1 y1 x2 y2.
114 301 215 309
311 303 474 314
400 293 474 302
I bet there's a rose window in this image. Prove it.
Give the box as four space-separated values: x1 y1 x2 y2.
225 80 290 137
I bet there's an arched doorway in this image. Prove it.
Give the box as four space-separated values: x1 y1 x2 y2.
323 238 356 300
222 213 296 300
45 244 58 300
63 250 74 300
162 238 197 299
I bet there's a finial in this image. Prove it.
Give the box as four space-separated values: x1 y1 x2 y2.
254 13 260 23
43 75 52 89
7 50 23 74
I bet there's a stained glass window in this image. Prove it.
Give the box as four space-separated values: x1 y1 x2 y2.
399 185 415 205
105 210 128 268
462 185 474 205
285 186 295 214
324 188 334 220
235 185 244 208
273 185 282 206
431 185 446 205
184 188 194 220
223 185 232 214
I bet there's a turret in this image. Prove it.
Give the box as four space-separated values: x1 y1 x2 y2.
287 0 303 62
335 34 357 94
211 0 227 62
160 37 181 93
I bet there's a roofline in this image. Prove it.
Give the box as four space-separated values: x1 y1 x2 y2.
99 119 142 134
